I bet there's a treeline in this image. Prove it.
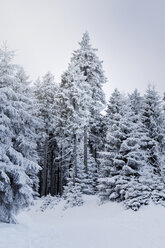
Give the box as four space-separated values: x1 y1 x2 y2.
0 33 165 223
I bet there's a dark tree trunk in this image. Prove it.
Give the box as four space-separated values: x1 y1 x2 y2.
59 145 63 195
84 126 88 174
50 149 56 196
41 140 48 196
73 133 77 184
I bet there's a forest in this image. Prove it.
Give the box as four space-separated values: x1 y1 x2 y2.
0 32 165 223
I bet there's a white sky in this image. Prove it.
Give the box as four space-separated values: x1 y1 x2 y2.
0 0 165 100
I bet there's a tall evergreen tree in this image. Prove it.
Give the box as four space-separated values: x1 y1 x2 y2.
141 86 164 174
70 31 106 179
140 86 165 206
99 89 125 178
56 63 95 195
98 90 146 210
0 45 40 223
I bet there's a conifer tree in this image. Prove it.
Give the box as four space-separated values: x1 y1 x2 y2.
0 45 40 223
98 89 126 201
70 31 106 181
141 86 164 173
99 89 125 178
56 63 91 195
99 90 146 209
140 86 165 206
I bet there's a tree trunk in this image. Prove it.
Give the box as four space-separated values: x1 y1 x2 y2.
73 133 77 184
55 166 59 195
50 149 56 196
59 145 63 195
84 126 88 174
41 140 48 196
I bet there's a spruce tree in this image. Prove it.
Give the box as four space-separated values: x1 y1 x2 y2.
70 31 106 184
99 90 146 210
0 45 40 223
56 63 90 195
98 89 126 202
140 86 165 206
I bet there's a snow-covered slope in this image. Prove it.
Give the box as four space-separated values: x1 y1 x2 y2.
0 195 165 248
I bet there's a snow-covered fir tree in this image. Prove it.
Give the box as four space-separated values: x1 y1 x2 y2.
98 89 148 210
0 45 40 223
56 62 97 195
141 86 165 172
122 90 150 210
139 86 165 206
98 89 125 178
98 89 126 202
69 31 106 186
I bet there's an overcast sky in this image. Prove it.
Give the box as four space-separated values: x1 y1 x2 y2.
0 0 165 99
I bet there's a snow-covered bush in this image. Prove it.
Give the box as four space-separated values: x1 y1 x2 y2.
63 180 84 209
40 194 61 212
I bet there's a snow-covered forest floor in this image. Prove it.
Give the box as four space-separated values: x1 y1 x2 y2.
1 195 165 248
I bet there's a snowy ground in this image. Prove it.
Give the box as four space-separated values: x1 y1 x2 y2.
0 195 165 248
